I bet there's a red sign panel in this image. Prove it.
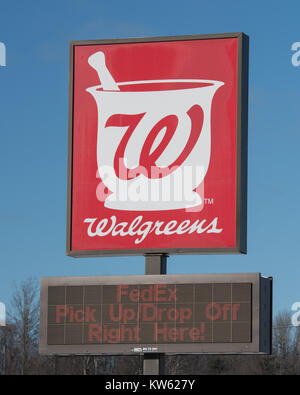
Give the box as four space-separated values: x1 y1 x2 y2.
67 33 248 256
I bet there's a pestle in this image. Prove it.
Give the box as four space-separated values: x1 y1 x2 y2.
88 51 120 91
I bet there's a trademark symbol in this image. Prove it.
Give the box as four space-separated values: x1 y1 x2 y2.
204 198 214 205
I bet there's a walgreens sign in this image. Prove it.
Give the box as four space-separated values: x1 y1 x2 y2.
67 33 248 256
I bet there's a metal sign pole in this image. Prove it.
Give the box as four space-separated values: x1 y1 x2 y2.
143 253 167 375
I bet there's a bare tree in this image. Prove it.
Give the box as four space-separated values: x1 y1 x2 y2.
8 278 39 374
0 324 19 374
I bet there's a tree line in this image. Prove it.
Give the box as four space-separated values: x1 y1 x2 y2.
0 278 299 375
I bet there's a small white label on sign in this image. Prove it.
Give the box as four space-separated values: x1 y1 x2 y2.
131 347 158 353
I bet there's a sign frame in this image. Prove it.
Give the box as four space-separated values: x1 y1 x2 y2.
39 273 272 355
66 32 249 257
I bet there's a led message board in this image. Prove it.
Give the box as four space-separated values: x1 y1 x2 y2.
40 273 272 355
66 33 248 257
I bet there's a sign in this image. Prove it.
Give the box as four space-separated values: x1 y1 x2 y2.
39 273 272 355
67 33 249 257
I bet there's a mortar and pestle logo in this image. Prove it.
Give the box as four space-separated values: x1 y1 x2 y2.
86 52 224 211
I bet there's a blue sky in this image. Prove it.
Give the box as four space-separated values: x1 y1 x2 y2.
0 0 299 318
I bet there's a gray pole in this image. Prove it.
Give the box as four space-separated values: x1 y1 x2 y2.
143 253 168 375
